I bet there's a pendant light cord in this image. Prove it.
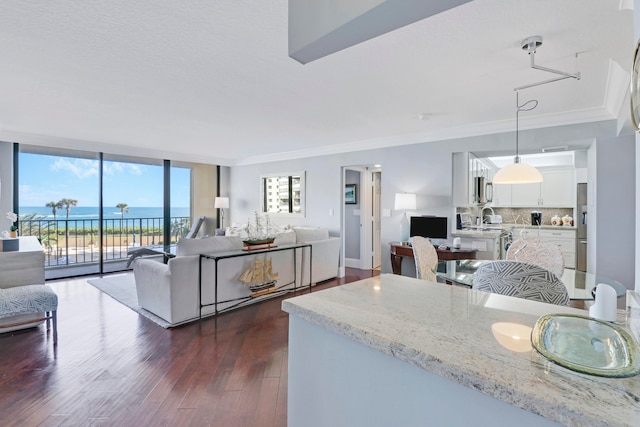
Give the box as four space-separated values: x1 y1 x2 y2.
515 91 538 163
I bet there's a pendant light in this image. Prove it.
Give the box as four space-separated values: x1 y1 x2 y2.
493 92 543 184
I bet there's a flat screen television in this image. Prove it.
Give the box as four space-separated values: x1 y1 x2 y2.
410 216 448 240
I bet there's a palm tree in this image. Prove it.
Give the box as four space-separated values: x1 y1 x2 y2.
45 200 63 247
116 203 129 217
59 198 77 263
45 201 61 221
116 203 129 244
60 198 77 222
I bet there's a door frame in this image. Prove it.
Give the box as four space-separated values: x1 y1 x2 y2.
342 165 381 270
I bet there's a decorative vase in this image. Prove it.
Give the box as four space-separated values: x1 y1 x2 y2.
9 230 17 238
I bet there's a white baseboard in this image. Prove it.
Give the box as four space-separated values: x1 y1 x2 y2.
345 258 360 268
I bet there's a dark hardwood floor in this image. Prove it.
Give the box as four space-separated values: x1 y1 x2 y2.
0 268 379 427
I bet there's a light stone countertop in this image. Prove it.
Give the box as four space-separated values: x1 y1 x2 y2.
503 223 577 231
451 229 504 238
282 274 640 427
452 224 577 239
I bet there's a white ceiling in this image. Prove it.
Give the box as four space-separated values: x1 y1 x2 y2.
0 1 634 166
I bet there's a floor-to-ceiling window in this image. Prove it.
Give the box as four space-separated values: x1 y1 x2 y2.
18 147 100 275
17 145 204 278
101 154 167 274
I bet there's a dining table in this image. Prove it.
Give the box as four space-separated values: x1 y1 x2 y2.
436 259 628 301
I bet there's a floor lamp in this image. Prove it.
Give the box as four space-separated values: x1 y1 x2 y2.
214 197 229 229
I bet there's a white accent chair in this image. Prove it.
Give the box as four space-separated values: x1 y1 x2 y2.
410 236 438 282
506 237 564 278
473 260 570 306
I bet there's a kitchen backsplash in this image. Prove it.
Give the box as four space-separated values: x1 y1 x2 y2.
456 207 574 226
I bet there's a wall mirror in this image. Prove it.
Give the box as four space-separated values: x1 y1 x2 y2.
260 171 305 216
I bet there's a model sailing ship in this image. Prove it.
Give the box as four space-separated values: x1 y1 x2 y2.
239 254 279 295
242 212 280 250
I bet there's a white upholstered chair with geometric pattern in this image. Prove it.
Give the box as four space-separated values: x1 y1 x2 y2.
472 260 570 306
0 284 58 344
410 236 438 282
506 237 565 278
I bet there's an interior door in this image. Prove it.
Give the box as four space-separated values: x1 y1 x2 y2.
372 171 381 269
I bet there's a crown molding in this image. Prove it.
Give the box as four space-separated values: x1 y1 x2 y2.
233 108 617 166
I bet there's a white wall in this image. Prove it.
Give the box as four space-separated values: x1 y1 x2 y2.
587 143 597 275
230 120 630 276
635 0 640 291
0 142 14 231
592 136 635 289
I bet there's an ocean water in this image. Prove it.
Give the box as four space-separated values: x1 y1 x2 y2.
19 206 190 221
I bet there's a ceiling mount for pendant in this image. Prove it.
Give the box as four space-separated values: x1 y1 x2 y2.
514 35 581 91
521 35 543 52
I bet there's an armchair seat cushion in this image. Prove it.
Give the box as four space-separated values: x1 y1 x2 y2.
0 284 58 319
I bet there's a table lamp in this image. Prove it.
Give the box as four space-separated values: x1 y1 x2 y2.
394 193 416 243
214 197 229 229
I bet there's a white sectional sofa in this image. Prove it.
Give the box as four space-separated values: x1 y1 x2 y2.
133 227 340 326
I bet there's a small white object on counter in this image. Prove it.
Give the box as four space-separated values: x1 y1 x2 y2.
589 283 618 322
452 237 461 249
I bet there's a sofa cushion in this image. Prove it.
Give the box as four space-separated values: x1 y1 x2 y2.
293 227 329 243
176 236 243 256
274 229 297 245
225 225 248 238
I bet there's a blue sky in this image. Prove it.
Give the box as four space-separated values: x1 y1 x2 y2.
19 153 190 207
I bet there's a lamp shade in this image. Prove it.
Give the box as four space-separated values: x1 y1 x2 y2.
214 197 229 209
493 162 543 184
394 193 416 210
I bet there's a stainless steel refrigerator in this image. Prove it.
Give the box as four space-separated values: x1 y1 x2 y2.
576 183 587 271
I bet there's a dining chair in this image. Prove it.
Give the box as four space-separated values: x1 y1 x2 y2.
472 260 570 306
410 236 438 282
506 237 565 278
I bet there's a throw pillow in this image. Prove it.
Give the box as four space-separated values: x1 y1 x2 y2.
225 225 248 238
274 229 296 245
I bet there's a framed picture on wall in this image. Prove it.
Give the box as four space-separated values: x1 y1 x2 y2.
345 184 357 204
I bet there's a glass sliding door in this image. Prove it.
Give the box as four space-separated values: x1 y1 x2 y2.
18 146 101 276
102 155 164 273
18 146 208 278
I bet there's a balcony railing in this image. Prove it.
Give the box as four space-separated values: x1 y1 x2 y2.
15 216 191 268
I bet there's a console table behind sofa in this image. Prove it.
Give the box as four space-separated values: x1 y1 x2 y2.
199 242 312 317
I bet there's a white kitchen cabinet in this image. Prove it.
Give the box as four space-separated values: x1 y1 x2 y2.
452 152 495 207
455 236 500 260
492 183 511 206
452 152 472 206
539 169 574 207
537 228 577 269
494 168 575 208
510 182 541 206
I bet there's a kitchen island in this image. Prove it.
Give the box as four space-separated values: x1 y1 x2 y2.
282 274 640 427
